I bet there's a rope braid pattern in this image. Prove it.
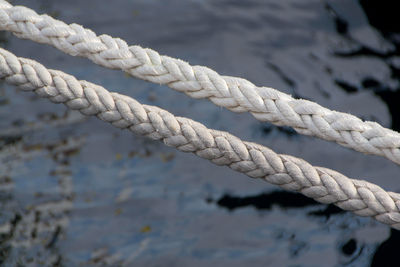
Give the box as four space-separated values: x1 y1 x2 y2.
0 47 399 229
0 2 399 166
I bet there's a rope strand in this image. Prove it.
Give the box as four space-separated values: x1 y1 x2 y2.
0 0 399 165
0 47 399 229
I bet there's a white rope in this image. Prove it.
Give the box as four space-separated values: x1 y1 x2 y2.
0 1 399 165
1 47 399 230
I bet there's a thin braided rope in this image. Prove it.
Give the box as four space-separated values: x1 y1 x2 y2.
0 47 399 229
0 1 399 165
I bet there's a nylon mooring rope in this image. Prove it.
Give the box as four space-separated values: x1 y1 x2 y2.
0 1 399 165
0 47 400 229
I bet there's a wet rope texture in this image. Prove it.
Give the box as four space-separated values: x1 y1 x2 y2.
0 1 399 165
0 47 399 229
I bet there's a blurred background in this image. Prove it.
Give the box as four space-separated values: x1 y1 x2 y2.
0 0 399 266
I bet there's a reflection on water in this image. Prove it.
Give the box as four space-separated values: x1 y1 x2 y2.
1 0 400 266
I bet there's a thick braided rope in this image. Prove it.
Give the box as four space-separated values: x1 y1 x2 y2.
0 47 399 229
1 2 400 165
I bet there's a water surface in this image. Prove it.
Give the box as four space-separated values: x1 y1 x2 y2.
0 0 399 266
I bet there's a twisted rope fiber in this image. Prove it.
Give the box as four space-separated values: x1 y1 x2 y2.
0 1 400 165
1 47 400 229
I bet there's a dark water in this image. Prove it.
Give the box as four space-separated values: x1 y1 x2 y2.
0 0 399 266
